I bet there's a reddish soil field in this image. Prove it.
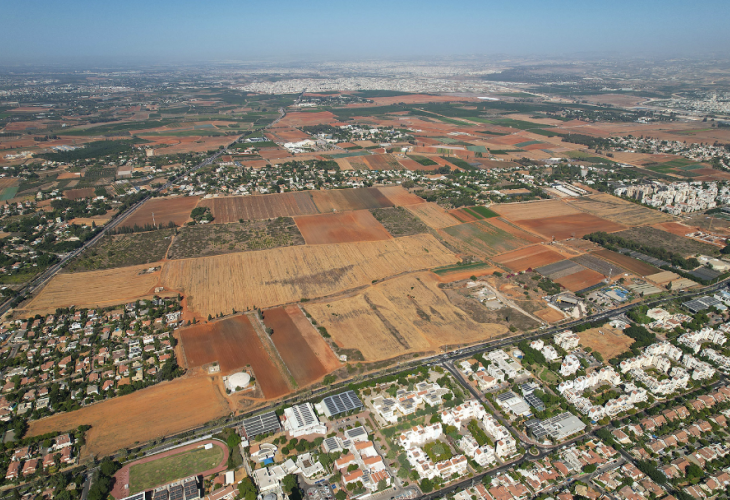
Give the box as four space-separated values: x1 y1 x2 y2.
199 192 318 223
369 94 476 105
258 148 293 160
432 266 502 283
263 307 332 387
111 439 229 499
271 127 311 142
652 222 696 237
64 188 95 200
396 157 429 171
514 213 626 240
555 269 605 292
448 209 479 223
178 315 290 398
377 186 425 206
493 245 565 272
122 196 200 228
486 218 545 243
57 172 82 180
311 187 394 212
295 210 392 245
140 136 232 154
277 111 340 127
362 154 401 170
591 249 659 276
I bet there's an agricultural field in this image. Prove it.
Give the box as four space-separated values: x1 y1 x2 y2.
264 306 339 387
370 207 429 237
615 226 720 257
65 229 174 271
492 199 580 221
310 187 393 212
362 154 402 170
21 263 165 316
178 315 292 398
405 203 460 229
64 187 95 200
26 375 230 458
577 326 635 360
377 185 426 206
128 443 226 494
514 213 626 240
306 272 508 361
485 217 545 243
440 220 536 258
492 245 565 272
591 249 660 276
294 210 393 244
554 268 605 292
567 193 673 226
571 254 625 277
168 218 304 259
160 233 457 319
122 196 201 229
199 192 318 223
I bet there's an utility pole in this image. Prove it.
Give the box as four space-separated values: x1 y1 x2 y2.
152 212 156 228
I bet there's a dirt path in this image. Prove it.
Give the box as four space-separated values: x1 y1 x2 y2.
482 280 544 324
247 311 297 391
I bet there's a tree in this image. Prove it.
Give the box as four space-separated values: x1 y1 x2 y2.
420 478 434 493
335 491 347 500
281 474 298 494
238 477 257 500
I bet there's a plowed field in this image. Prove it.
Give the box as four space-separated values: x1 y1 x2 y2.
486 218 545 243
555 269 605 292
514 213 626 240
567 193 673 226
22 263 163 316
264 306 339 387
64 188 95 200
406 203 460 229
362 154 402 170
27 375 229 458
305 272 507 361
199 192 318 223
295 210 392 244
591 249 659 276
493 245 565 272
178 315 290 398
311 187 393 212
377 186 426 206
160 234 457 318
122 196 200 228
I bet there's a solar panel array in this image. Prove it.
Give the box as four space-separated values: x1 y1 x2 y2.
242 411 281 439
153 490 170 500
524 393 545 411
322 390 363 416
169 484 184 500
291 404 317 427
183 479 199 500
345 426 367 440
121 494 146 500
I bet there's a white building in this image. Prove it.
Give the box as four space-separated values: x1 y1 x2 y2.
440 400 486 431
554 330 580 351
282 403 327 437
560 354 581 377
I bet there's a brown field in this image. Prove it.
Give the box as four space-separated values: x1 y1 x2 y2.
160 234 457 318
295 210 392 245
311 187 394 212
514 213 626 240
577 326 635 360
486 218 545 243
567 193 673 226
377 186 426 206
362 154 401 170
276 111 339 128
449 209 479 223
396 157 428 171
199 192 318 223
0 178 19 188
493 199 580 221
122 196 200 228
591 249 659 276
178 315 290 398
270 127 311 142
57 172 81 180
143 136 232 154
534 308 565 323
70 217 111 226
64 188 95 200
492 245 565 272
432 266 503 283
405 203 460 229
264 306 335 387
306 272 507 361
27 375 229 458
555 268 605 292
21 263 163 316
646 271 679 285
652 222 700 238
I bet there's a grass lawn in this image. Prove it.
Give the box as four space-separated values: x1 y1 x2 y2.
407 155 437 166
423 441 453 463
537 366 560 384
129 445 224 494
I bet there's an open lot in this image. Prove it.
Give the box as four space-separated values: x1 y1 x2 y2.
160 233 457 319
306 272 507 361
178 315 291 398
64 187 95 200
21 263 164 316
405 202 460 229
294 210 392 244
168 218 304 259
377 185 426 206
577 326 635 360
514 213 626 240
122 196 200 228
264 306 339 387
567 193 673 226
199 191 319 223
26 375 230 458
492 244 566 272
66 229 174 271
615 226 719 257
310 187 394 212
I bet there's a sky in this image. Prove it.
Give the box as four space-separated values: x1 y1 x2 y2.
2 0 730 66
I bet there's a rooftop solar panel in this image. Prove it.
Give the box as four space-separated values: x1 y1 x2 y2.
242 411 281 439
322 390 363 416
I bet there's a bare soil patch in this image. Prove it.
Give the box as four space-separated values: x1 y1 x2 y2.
311 187 394 212
122 196 200 229
200 192 318 223
64 188 95 200
578 326 635 360
591 249 659 276
377 186 426 206
295 210 392 244
492 245 565 272
493 199 580 221
406 203 460 229
515 213 626 240
554 268 605 292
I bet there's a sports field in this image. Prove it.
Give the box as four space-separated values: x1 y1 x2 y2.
129 443 226 493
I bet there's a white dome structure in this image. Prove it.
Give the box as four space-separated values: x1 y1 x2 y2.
226 372 251 392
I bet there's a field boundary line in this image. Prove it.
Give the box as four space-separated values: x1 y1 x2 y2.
247 312 298 391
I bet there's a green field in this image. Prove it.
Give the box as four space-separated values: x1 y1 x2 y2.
489 150 522 155
129 445 224 494
324 150 372 159
407 155 437 166
432 261 493 276
468 206 499 218
0 187 18 201
483 118 552 130
441 156 477 171
515 140 542 148
442 221 532 258
424 441 453 463
466 146 488 153
529 128 562 137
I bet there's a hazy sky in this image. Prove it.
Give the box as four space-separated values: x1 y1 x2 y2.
3 0 730 65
